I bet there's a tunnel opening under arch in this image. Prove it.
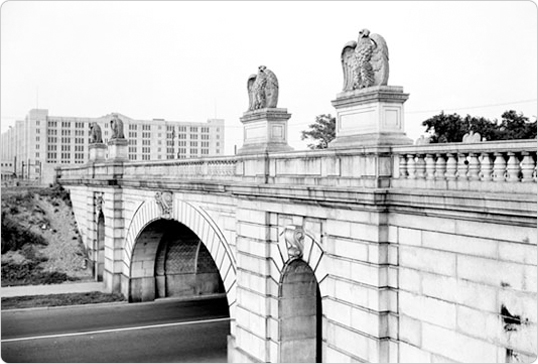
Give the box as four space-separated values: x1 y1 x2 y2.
129 219 226 304
279 258 322 363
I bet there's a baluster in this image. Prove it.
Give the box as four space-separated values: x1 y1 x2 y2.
456 153 468 181
425 154 435 180
435 153 446 180
479 152 493 181
467 153 480 181
520 152 535 183
506 152 520 183
398 155 407 179
492 152 507 182
415 154 426 180
445 153 457 181
406 154 416 179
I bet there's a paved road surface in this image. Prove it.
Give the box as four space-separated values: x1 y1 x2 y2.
2 296 230 363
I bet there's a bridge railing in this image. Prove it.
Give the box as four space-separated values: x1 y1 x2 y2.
391 139 537 193
56 139 536 194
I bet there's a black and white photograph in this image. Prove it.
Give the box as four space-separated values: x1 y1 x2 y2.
1 1 536 363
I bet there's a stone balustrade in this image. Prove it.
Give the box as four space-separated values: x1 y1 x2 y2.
392 139 537 193
56 139 537 194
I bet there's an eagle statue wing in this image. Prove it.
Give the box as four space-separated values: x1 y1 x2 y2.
263 68 279 108
247 74 257 111
370 33 389 86
341 40 357 91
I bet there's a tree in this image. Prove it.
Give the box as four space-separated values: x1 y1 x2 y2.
301 114 336 149
421 110 536 143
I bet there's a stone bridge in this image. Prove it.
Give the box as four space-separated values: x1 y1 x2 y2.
56 137 537 363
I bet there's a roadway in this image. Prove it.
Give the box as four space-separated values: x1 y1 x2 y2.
1 296 230 363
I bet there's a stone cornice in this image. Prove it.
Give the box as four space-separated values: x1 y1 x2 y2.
332 85 409 108
240 108 291 123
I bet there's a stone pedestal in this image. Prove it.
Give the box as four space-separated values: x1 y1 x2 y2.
89 143 106 162
107 138 128 161
237 108 293 155
329 85 413 148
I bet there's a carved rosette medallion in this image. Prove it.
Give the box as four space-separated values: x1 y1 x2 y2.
155 191 173 218
283 225 305 259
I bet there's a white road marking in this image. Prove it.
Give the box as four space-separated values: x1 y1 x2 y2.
2 317 230 343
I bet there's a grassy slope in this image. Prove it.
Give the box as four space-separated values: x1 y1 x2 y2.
1 186 93 286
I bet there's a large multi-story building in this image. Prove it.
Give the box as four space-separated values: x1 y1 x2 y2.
1 109 225 184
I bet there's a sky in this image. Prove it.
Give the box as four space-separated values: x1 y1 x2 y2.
1 1 537 154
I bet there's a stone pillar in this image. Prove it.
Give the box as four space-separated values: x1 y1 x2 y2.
329 85 412 148
102 186 125 294
88 143 107 162
107 139 128 161
237 108 293 155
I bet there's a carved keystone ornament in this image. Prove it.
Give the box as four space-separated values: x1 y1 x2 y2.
155 191 173 217
283 225 305 259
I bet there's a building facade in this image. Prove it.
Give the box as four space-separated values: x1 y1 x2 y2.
1 109 225 184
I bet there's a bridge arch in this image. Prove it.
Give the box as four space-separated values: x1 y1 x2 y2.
123 198 236 307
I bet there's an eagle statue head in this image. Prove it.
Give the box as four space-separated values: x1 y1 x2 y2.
359 29 370 38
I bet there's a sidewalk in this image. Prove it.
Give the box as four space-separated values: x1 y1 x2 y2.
1 281 105 298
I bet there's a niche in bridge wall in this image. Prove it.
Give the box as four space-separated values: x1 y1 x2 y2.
279 259 322 363
96 211 105 282
153 222 224 299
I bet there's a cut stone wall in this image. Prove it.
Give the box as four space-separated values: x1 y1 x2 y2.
391 212 537 363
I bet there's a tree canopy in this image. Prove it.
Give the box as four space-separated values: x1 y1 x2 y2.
300 114 336 149
422 110 536 143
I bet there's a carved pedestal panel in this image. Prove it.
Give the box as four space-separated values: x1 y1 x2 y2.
89 143 106 162
107 138 128 161
237 108 294 155
329 85 413 148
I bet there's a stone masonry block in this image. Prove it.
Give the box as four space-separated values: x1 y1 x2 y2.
400 314 422 347
400 246 456 277
398 227 422 247
421 322 498 363
399 342 431 363
457 255 531 291
400 291 456 330
498 241 537 266
330 237 369 262
237 221 267 241
456 221 537 245
456 305 502 343
237 209 266 225
422 231 497 259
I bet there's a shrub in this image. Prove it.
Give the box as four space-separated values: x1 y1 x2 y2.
1 214 48 253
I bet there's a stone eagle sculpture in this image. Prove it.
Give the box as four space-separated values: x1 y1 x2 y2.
89 122 103 144
110 114 125 139
247 65 279 111
341 29 389 91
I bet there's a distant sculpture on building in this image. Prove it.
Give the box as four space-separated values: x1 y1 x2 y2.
247 65 279 111
89 122 103 144
341 29 389 91
110 114 125 139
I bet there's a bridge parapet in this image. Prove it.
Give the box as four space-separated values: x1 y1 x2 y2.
57 140 536 194
392 139 537 194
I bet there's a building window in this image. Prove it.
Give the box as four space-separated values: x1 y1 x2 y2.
190 148 198 155
36 129 40 134
201 127 209 133
179 134 186 139
142 125 150 131
36 136 40 142
47 129 57 136
142 140 150 146
36 144 40 150
36 120 40 126
190 127 198 132
190 141 198 147
129 132 137 138
201 141 209 148
201 149 209 155
129 124 137 130
142 132 151 138
142 155 150 160
201 134 209 140
47 145 57 151
190 134 198 140
179 126 187 132
61 121 71 128
35 152 40 158
129 154 137 160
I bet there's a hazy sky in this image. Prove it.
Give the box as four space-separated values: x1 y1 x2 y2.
1 1 536 154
